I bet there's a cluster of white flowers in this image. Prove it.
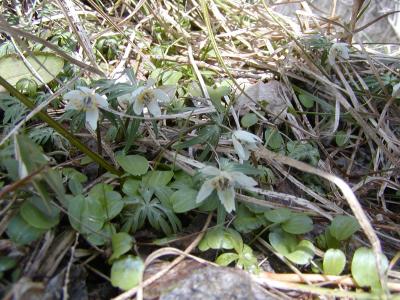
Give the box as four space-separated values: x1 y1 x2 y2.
196 165 257 213
63 79 169 130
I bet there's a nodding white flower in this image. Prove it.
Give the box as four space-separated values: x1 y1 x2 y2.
64 86 108 130
232 130 262 161
328 43 350 66
196 166 258 213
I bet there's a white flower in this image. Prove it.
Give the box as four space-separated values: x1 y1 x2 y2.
196 166 258 213
64 86 108 130
328 43 350 66
117 79 169 116
232 130 262 160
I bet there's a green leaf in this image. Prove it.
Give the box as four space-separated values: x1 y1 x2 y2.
233 204 265 233
199 228 241 251
351 247 389 289
241 113 258 128
323 249 346 275
20 197 60 230
335 131 349 147
110 233 134 261
287 141 320 166
0 52 64 92
85 223 116 246
264 208 292 224
89 184 123 221
282 214 313 234
170 188 200 213
269 229 314 265
264 128 284 150
269 229 298 256
68 195 104 234
285 240 315 265
298 93 315 108
329 215 360 241
142 171 174 188
122 179 141 196
215 253 239 266
6 214 46 245
111 256 144 291
162 70 183 85
116 154 149 176
0 257 17 272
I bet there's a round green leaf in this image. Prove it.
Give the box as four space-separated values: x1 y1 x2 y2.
298 93 314 108
215 253 239 266
282 214 313 234
351 247 389 289
111 255 144 291
264 128 284 150
68 195 104 234
6 214 46 245
110 232 134 261
285 240 315 265
86 223 116 246
162 70 183 85
122 179 141 196
20 199 59 230
329 215 360 241
264 208 292 224
170 188 199 213
323 249 346 275
0 53 64 92
335 131 349 147
269 229 298 256
241 113 258 128
116 155 149 176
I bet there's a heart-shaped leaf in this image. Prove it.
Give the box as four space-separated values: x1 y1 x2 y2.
282 214 313 234
111 255 144 290
116 155 149 176
264 208 292 224
323 249 346 275
170 188 200 213
329 215 360 241
351 247 389 289
110 232 133 261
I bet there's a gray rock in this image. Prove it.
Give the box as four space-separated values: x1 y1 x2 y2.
160 266 277 300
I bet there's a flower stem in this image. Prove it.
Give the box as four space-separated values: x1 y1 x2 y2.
0 75 122 176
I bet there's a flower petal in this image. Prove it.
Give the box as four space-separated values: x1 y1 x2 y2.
65 98 83 110
133 99 144 115
85 109 99 130
131 86 146 101
153 89 170 102
233 130 261 144
196 180 215 203
217 186 236 213
200 166 221 177
231 172 257 188
63 90 84 101
95 94 108 108
147 99 161 116
232 136 247 160
77 86 93 94
117 93 132 107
